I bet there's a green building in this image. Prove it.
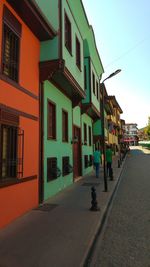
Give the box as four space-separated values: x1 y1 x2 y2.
35 0 104 201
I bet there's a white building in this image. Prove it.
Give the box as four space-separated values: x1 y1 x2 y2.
123 123 138 145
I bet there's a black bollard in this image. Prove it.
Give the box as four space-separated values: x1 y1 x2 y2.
120 154 122 165
118 160 120 168
109 167 114 180
90 186 100 211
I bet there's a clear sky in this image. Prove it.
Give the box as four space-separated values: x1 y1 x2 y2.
82 0 150 129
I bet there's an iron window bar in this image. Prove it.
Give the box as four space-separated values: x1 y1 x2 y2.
64 164 73 174
51 167 61 179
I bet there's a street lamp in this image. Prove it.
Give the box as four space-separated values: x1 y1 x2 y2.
100 69 121 192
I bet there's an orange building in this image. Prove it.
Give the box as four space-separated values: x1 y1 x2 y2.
0 0 56 228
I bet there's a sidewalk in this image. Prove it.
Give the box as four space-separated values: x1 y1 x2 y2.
0 155 126 267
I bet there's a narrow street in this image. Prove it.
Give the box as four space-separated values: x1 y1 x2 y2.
88 147 150 267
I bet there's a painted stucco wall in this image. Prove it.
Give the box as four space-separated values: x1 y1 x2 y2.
67 0 104 76
67 0 104 115
40 38 59 61
90 61 100 112
81 114 93 175
61 0 84 90
43 81 73 200
73 106 81 127
35 0 59 61
35 0 59 30
93 118 107 137
0 0 40 228
93 120 102 136
0 180 38 229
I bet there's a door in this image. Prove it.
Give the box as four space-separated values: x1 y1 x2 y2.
73 126 82 180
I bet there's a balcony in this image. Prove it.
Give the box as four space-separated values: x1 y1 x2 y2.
40 59 86 107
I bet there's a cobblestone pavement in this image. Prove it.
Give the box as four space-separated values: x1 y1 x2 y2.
88 147 150 267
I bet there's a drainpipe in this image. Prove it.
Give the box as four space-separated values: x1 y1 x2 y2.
39 81 44 203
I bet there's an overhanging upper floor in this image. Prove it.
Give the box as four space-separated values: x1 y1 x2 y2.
40 60 86 107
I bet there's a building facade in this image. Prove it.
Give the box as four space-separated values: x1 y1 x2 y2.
107 96 123 154
0 0 124 228
124 123 138 145
35 0 104 201
0 0 55 228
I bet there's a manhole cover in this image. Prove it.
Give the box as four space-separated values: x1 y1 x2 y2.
34 203 58 212
82 182 100 187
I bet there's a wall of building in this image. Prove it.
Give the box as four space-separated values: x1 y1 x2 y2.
43 81 73 200
81 114 93 175
35 0 59 62
62 0 84 91
90 61 100 112
0 1 40 228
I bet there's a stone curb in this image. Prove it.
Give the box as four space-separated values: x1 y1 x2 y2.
81 155 127 267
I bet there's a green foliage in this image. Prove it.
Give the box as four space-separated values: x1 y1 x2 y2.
145 117 150 139
147 126 150 139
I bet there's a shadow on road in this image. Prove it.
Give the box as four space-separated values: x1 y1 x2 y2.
129 146 150 155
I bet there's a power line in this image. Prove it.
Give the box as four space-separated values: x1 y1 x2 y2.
105 36 149 68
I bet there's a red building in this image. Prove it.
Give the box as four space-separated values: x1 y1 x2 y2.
0 0 55 228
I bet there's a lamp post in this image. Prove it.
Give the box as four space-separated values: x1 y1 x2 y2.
100 69 121 192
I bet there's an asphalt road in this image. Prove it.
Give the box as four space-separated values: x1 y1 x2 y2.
88 146 150 267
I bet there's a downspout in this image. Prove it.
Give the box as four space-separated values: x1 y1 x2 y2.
59 0 62 60
80 105 83 176
39 81 44 203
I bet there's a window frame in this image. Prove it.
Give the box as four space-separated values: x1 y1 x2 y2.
84 65 87 90
0 124 18 179
84 155 88 168
0 109 24 182
47 157 57 181
64 12 72 54
62 109 68 142
96 81 99 100
88 126 92 146
1 6 21 83
92 72 95 95
62 156 69 176
84 123 87 145
76 36 81 70
47 100 56 140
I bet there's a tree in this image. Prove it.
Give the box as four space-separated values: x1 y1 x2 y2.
145 117 150 140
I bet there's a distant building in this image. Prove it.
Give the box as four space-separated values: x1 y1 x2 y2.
123 123 139 145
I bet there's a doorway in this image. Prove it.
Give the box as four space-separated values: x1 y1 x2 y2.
73 126 82 180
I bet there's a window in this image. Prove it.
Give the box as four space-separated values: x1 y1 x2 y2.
92 73 95 94
0 125 24 181
48 101 56 139
65 13 72 54
62 156 72 177
76 37 81 69
0 125 17 178
84 65 87 90
0 109 24 181
62 110 68 142
96 81 99 100
2 6 21 82
88 126 92 146
84 123 87 144
47 157 57 181
89 155 93 166
62 157 69 176
84 155 88 168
